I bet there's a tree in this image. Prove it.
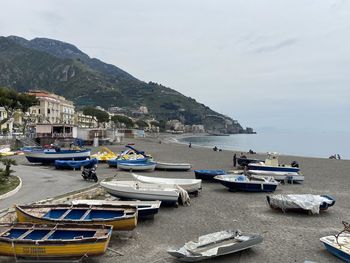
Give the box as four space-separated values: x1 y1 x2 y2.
0 157 17 182
0 87 38 132
111 115 134 128
83 107 110 127
135 120 148 130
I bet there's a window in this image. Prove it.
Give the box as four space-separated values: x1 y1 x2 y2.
48 109 50 114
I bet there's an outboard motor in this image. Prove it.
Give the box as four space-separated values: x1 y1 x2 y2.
291 161 299 168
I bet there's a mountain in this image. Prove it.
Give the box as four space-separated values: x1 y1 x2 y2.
0 35 245 131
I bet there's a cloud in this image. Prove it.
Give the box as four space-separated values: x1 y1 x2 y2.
251 38 298 54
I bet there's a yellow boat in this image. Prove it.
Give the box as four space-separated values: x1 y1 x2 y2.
91 147 118 162
15 204 137 231
0 223 112 259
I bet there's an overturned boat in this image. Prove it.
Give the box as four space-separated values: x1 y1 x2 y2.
0 223 112 259
132 173 201 194
24 148 91 163
15 204 137 230
100 180 189 205
155 162 191 171
118 161 157 171
167 229 263 262
215 174 279 192
266 194 336 214
194 170 226 180
55 158 98 169
72 199 161 218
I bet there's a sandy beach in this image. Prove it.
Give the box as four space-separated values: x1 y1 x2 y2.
1 134 349 263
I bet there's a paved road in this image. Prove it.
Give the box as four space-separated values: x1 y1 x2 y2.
0 164 93 210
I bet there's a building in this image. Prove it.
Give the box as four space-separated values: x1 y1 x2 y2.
27 90 75 124
0 107 13 134
75 111 98 128
166 119 184 132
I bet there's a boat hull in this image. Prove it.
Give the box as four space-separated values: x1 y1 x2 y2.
25 149 91 163
15 206 137 231
155 162 191 171
320 235 350 263
0 223 112 259
55 158 97 169
248 163 299 173
194 170 226 180
218 179 277 192
249 170 304 183
118 162 156 171
100 181 179 204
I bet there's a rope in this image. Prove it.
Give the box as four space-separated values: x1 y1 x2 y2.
335 221 350 247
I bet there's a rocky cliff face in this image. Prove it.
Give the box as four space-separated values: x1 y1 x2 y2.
0 36 245 132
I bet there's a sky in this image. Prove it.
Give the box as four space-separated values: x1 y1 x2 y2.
1 0 350 132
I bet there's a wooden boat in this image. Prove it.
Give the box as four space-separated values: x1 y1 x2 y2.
214 174 278 192
248 170 304 183
72 200 161 218
91 147 118 162
0 223 112 259
118 161 156 171
167 229 263 262
55 158 98 169
24 148 91 163
320 222 350 262
155 162 191 171
15 204 137 230
194 170 226 180
132 173 201 193
247 152 299 173
100 180 180 204
107 157 149 167
266 194 336 214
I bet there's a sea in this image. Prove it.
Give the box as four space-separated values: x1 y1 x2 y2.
178 129 350 160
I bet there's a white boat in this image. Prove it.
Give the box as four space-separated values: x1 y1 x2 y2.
71 200 161 218
248 170 304 183
167 229 263 262
118 162 156 171
155 162 191 171
132 173 201 193
100 180 183 204
320 234 350 262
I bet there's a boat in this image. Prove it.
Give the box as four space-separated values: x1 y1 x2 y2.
247 152 300 173
266 194 336 214
194 170 227 180
107 157 150 167
0 223 112 259
320 222 350 262
132 173 201 194
55 158 98 169
214 174 278 192
72 200 161 218
155 161 191 171
167 229 263 262
100 180 183 205
237 157 263 167
248 170 305 183
118 161 156 171
15 204 137 230
24 148 91 163
91 147 118 162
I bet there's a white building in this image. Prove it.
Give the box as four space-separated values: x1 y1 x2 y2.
0 107 13 134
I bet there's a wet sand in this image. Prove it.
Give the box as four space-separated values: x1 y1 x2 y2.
1 135 349 262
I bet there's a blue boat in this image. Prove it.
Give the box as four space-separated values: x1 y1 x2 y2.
194 170 227 180
214 174 279 192
107 158 149 167
320 222 350 262
55 158 98 169
247 152 300 173
24 148 91 163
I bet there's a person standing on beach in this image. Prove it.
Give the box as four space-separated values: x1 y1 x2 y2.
189 142 192 148
233 153 237 167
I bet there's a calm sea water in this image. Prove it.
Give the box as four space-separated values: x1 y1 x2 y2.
178 130 350 160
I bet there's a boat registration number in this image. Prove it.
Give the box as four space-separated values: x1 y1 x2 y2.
23 247 46 254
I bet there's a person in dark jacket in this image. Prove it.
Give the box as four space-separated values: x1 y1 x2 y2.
233 153 237 167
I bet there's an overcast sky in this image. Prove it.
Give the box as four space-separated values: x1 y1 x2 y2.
1 0 350 131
